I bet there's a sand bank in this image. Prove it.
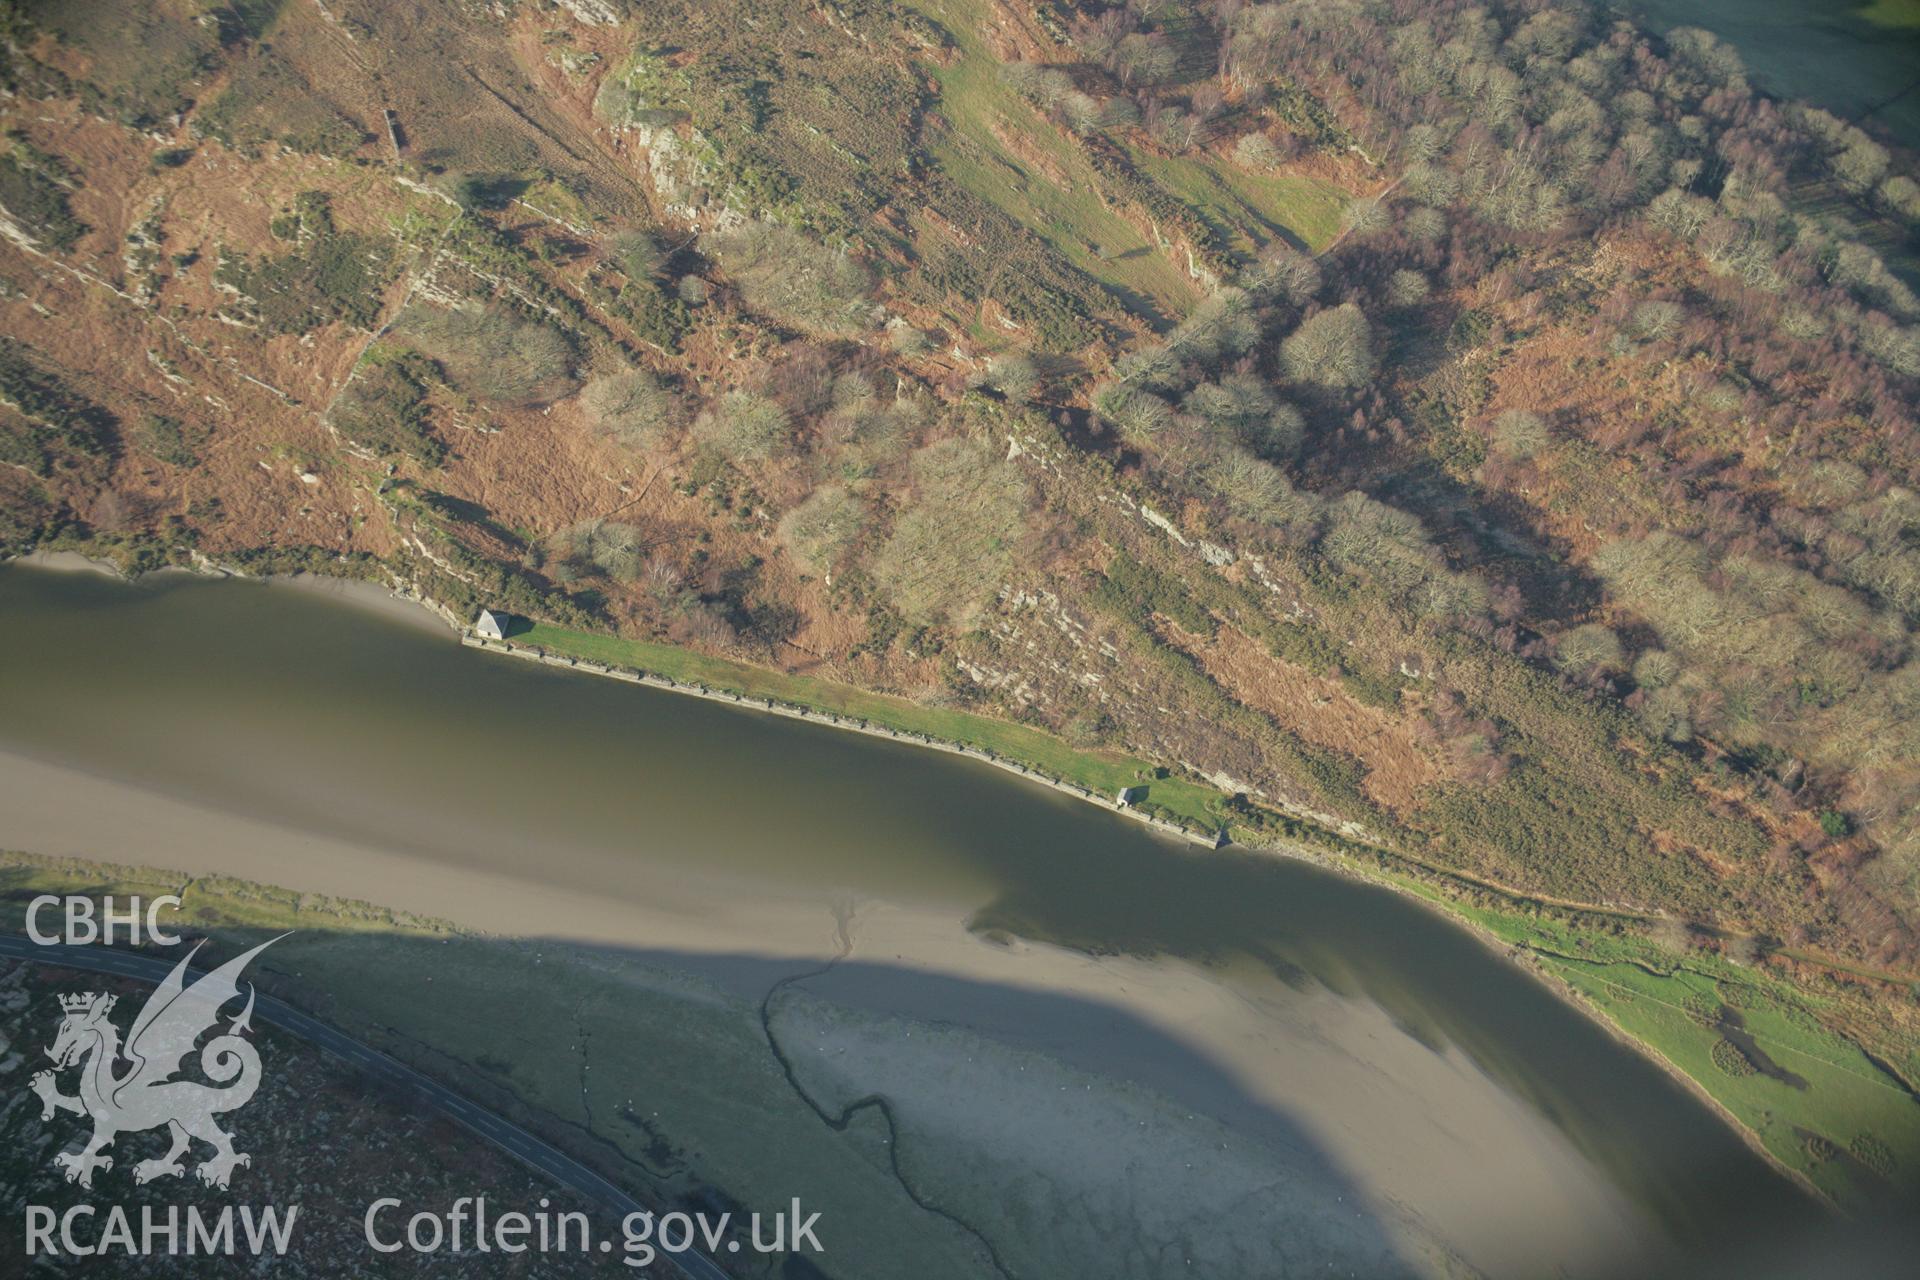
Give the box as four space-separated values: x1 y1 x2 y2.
0 745 1666 1277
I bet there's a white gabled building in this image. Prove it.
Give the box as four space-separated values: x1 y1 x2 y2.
475 608 510 640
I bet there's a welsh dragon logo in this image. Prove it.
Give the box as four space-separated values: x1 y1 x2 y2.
30 937 281 1190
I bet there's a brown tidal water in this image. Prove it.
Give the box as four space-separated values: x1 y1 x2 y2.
0 563 1832 1276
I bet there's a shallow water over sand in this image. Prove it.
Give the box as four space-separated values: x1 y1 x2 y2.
0 563 1819 1276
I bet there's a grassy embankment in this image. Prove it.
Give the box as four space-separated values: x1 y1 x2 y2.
509 621 1225 830
1860 0 1920 26
1367 870 1920 1206
0 855 457 941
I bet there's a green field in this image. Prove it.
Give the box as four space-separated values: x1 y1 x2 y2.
1445 903 1920 1204
1130 146 1350 256
511 622 1226 829
1859 0 1920 27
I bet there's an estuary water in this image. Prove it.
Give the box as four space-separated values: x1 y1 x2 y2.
0 562 1823 1277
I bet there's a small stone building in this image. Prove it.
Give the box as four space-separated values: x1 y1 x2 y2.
475 608 510 640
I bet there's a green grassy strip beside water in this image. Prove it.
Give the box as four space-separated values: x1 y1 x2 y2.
1860 0 1920 29
1437 897 1920 1205
510 622 1225 830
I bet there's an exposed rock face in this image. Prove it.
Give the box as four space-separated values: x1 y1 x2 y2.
553 0 621 25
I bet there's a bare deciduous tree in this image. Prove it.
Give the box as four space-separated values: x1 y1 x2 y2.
1280 304 1374 388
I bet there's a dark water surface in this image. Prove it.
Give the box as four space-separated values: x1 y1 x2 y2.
0 564 1824 1271
1627 0 1920 148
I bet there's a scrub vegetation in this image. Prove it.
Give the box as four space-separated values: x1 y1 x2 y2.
214 192 392 335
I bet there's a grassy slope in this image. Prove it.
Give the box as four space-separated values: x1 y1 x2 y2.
1130 146 1350 256
512 621 1225 828
906 0 1205 323
893 0 1354 345
1628 0 1920 147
